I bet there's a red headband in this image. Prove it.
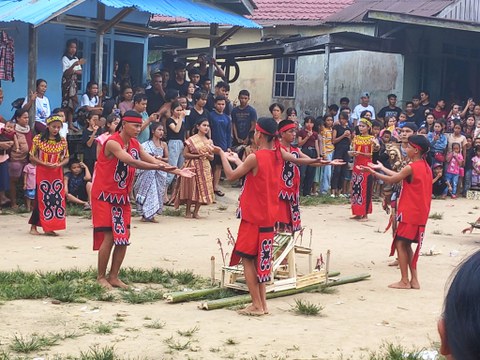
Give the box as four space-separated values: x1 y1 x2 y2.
408 140 423 152
256 123 277 137
279 123 297 133
123 116 142 124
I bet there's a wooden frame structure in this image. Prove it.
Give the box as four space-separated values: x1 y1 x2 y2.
221 231 330 293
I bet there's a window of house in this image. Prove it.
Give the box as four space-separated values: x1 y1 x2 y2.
274 57 296 98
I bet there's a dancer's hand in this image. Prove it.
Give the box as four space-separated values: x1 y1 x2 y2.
356 165 375 174
330 159 346 166
367 162 383 171
212 146 223 154
178 167 195 178
225 151 239 163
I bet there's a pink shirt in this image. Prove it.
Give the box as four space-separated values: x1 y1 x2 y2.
23 163 36 189
446 152 464 175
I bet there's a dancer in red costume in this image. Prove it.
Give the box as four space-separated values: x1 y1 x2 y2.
277 119 344 232
214 117 282 316
359 135 432 289
91 111 194 290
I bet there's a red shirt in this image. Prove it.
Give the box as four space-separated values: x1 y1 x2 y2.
238 149 281 226
397 160 432 225
92 132 140 205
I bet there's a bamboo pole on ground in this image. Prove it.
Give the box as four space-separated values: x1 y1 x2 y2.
199 273 370 310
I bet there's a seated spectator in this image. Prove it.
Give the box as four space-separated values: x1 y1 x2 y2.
22 79 51 134
81 81 103 113
64 160 92 210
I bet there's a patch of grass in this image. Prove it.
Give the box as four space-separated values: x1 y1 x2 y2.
177 326 199 337
432 229 443 235
217 205 228 211
368 343 428 360
66 204 90 217
209 347 221 353
79 345 118 360
65 245 79 250
300 194 349 206
314 286 338 295
162 208 183 217
225 338 238 345
92 322 114 335
174 270 198 285
121 289 163 304
144 320 166 329
9 333 59 353
164 336 191 351
143 316 152 320
428 212 443 220
292 298 324 316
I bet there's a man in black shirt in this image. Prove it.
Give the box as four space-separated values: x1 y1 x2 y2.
206 81 231 116
145 73 165 115
167 62 189 96
377 94 402 126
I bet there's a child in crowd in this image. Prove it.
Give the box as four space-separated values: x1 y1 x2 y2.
331 111 351 197
297 116 320 196
23 161 36 211
0 121 19 153
82 111 102 175
432 163 448 199
96 113 120 156
118 87 134 115
380 116 399 141
474 120 480 139
320 114 334 195
463 135 474 196
463 115 475 138
471 145 480 189
52 108 69 139
64 160 92 210
445 142 464 199
397 112 408 129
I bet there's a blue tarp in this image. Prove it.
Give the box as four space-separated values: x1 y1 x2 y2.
0 0 261 28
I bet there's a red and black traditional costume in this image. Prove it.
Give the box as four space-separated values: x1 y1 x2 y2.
392 159 432 269
28 133 68 232
351 134 374 216
91 132 140 250
278 143 301 232
230 149 281 283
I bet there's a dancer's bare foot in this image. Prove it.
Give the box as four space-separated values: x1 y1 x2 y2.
358 216 369 222
29 227 41 235
410 279 420 289
97 277 113 290
108 277 129 289
350 215 361 220
192 213 201 219
184 213 193 219
388 259 399 267
44 231 59 237
388 280 411 289
237 304 264 316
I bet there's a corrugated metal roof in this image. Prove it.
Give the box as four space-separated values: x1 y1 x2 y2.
250 0 355 23
0 0 261 28
326 0 454 23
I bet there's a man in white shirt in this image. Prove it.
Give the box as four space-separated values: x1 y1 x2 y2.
351 92 376 127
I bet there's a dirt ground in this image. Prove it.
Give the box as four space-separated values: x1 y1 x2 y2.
0 189 478 359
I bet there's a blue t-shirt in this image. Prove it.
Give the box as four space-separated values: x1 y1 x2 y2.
209 111 231 151
231 105 257 140
137 111 150 144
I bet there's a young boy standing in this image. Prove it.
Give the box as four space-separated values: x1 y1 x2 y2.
361 135 432 289
231 90 257 147
209 96 231 197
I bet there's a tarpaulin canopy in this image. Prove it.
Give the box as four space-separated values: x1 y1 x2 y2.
0 0 261 28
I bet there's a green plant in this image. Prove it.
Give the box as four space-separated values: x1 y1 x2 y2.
9 333 59 353
177 326 199 337
144 320 166 329
368 343 426 360
121 289 163 304
292 298 324 316
432 229 443 235
225 338 238 345
79 345 118 360
164 336 191 351
92 322 114 335
429 212 443 220
162 208 183 217
300 195 349 206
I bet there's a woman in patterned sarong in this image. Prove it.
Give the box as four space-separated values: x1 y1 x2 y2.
134 122 169 223
174 118 214 218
